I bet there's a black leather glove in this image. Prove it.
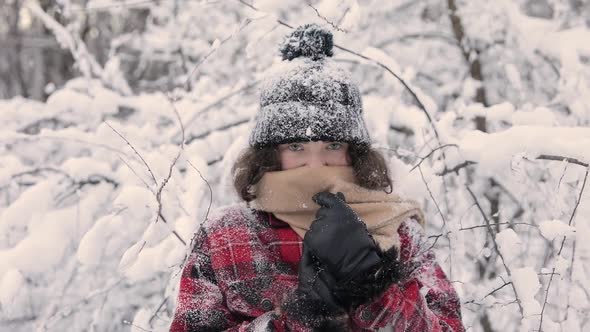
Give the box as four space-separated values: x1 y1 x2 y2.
306 191 382 281
282 245 348 330
296 245 341 311
306 191 403 309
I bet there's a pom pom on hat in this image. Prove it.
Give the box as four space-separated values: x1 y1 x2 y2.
279 24 334 61
249 23 370 148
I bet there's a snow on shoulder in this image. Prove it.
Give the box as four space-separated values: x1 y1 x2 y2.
196 203 258 234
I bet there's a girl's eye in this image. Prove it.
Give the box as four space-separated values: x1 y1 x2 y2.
327 142 342 150
288 144 303 151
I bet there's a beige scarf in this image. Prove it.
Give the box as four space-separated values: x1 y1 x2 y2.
250 166 425 251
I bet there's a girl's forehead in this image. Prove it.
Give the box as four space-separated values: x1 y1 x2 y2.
285 141 344 144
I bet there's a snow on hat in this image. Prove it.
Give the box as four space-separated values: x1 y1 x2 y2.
249 23 371 148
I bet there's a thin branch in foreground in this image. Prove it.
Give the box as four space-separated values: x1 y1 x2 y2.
140 91 190 248
418 165 446 226
557 160 569 191
538 166 589 331
76 0 159 12
174 81 259 142
465 185 524 316
168 92 213 253
307 3 348 33
148 296 168 326
7 134 132 159
491 178 525 220
483 281 512 299
176 159 214 277
153 100 185 227
104 121 158 187
122 319 152 332
182 16 254 91
535 154 589 168
117 155 154 193
410 143 458 172
437 161 477 176
438 154 589 177
185 159 214 236
565 166 589 228
185 118 250 145
459 222 538 231
158 213 186 246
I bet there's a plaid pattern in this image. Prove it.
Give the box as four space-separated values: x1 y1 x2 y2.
170 205 464 331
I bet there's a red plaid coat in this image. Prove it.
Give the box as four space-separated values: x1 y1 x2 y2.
170 205 464 331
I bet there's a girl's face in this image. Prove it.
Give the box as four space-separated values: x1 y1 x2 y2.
277 141 352 170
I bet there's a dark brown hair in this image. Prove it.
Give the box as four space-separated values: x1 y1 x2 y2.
232 144 393 202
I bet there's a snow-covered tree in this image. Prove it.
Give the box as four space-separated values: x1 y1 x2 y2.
1 0 589 331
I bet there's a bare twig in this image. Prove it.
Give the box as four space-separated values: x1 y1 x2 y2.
439 154 589 177
134 94 190 247
539 166 589 331
377 32 459 48
466 185 524 316
483 281 512 299
307 3 348 33
41 278 124 327
437 161 477 176
73 0 161 11
104 121 158 187
459 222 537 231
410 144 458 172
185 118 250 144
173 81 259 142
36 258 79 330
536 154 588 168
182 17 254 91
335 5 351 26
491 178 525 220
157 213 186 246
148 296 168 325
4 134 131 158
557 160 568 191
534 50 560 78
418 165 446 226
565 167 588 228
172 158 214 278
117 155 154 192
122 319 152 332
182 159 214 259
153 98 185 227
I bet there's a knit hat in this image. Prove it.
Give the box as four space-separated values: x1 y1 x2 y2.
249 24 371 148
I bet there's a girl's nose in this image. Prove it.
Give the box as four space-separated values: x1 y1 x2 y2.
307 154 326 168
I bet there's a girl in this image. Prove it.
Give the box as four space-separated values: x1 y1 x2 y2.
170 24 463 331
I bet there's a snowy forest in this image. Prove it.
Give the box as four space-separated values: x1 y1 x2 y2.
1 0 589 331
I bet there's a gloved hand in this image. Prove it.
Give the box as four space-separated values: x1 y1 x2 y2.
305 191 403 309
306 191 382 281
296 245 341 311
281 245 348 330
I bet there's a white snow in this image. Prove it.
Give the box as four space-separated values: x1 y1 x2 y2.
0 268 25 307
539 219 575 241
511 267 541 317
2 2 590 331
77 215 125 265
457 126 590 175
496 228 522 262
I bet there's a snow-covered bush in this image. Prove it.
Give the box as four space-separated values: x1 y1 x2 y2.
1 1 589 331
